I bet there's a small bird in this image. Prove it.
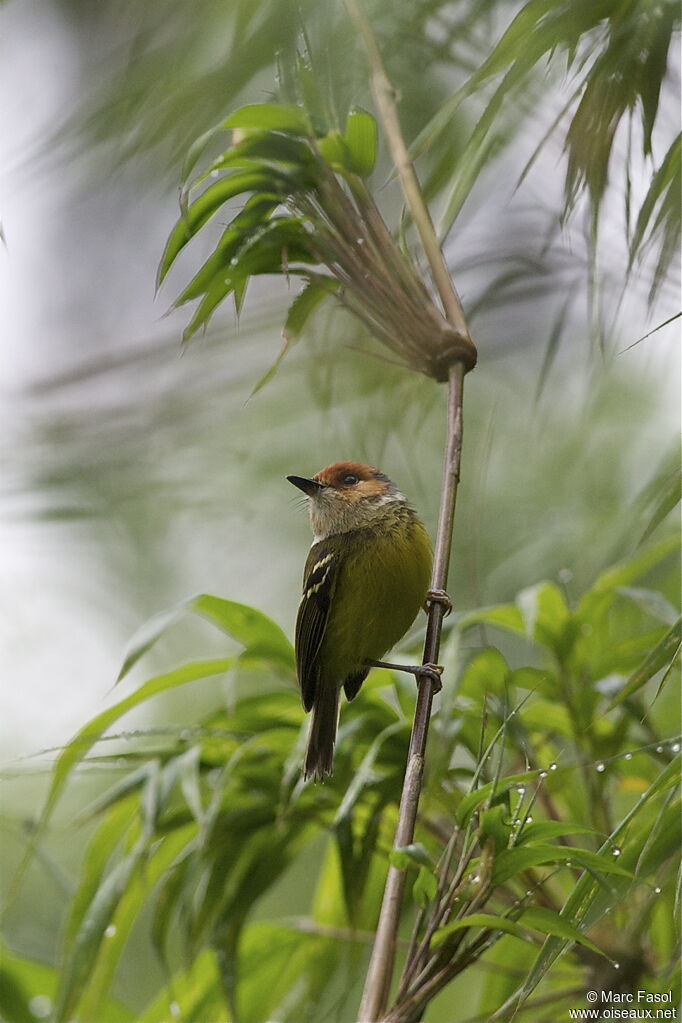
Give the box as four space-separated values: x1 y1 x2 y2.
287 461 435 780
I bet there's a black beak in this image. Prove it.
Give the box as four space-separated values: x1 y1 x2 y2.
287 474 324 497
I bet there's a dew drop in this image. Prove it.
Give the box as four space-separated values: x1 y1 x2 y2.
525 815 533 823
654 886 662 894
612 847 621 857
624 752 632 760
210 169 219 178
671 742 680 753
656 745 664 753
558 568 573 583
356 237 365 245
596 762 605 773
613 962 620 970
28 996 52 1019
539 770 548 779
549 762 558 771
170 1002 181 1018
566 859 573 867
516 785 526 795
525 890 533 897
105 924 117 937
471 874 481 883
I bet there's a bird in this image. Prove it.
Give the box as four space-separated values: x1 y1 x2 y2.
287 461 440 780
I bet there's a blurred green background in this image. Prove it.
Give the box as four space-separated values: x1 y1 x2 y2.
0 0 679 1019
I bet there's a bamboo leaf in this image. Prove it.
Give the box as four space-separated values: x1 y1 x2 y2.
639 468 682 545
42 660 233 825
390 843 435 871
432 912 528 947
517 907 603 957
191 595 294 669
249 277 336 397
222 103 310 134
491 845 632 886
606 617 681 709
457 604 525 637
344 107 377 177
157 172 274 286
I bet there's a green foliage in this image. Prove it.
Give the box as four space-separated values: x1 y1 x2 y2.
158 95 470 382
418 0 681 294
12 529 678 1022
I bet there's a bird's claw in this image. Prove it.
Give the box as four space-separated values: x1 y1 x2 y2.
416 662 444 693
426 588 453 617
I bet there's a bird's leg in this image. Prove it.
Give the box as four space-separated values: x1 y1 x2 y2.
366 659 443 693
424 588 452 616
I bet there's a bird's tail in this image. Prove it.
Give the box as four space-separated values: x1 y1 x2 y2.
304 684 340 781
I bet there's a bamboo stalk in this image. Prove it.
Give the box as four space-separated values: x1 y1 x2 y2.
343 3 477 1019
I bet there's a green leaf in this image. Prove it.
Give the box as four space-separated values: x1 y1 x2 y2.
458 647 508 698
456 771 538 826
517 907 603 957
43 659 233 824
491 845 632 886
344 107 377 177
191 595 294 669
479 805 512 853
390 843 435 871
117 594 293 683
317 130 348 168
54 842 146 1021
432 912 528 948
222 103 310 134
457 604 525 637
616 586 679 626
249 277 336 397
413 867 438 907
516 581 570 652
606 616 681 709
630 133 681 266
504 755 681 1010
516 821 596 846
117 604 190 682
173 195 281 307
639 467 682 544
157 171 274 286
592 534 680 593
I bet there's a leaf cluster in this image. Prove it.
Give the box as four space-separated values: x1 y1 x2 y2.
159 102 474 383
9 527 678 1022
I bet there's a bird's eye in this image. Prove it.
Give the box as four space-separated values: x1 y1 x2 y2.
343 474 359 485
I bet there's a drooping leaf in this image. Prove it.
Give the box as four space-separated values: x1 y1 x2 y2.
157 172 276 286
43 659 233 825
607 617 681 709
222 103 311 134
491 844 632 886
191 595 294 669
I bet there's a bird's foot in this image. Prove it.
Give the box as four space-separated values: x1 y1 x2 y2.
366 659 444 693
425 588 452 617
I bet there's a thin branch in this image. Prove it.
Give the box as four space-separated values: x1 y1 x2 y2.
345 4 477 1019
345 0 477 374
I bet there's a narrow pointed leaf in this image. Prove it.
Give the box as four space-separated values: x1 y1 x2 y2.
222 103 310 134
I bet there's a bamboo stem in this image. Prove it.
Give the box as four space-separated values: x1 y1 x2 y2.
345 3 476 1019
358 360 466 1022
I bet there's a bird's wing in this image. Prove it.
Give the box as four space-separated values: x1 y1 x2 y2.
295 544 338 712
